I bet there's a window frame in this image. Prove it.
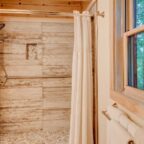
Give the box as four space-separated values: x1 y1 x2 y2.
123 26 144 103
111 0 144 118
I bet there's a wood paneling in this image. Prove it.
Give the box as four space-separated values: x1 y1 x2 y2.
0 88 42 100
43 120 70 131
1 22 42 34
0 108 42 123
43 78 71 88
0 19 73 136
4 66 42 77
43 109 70 130
0 42 42 65
0 1 82 13
43 87 71 108
43 65 72 77
42 23 74 33
43 36 73 44
0 121 42 133
43 44 73 55
0 58 42 66
43 109 70 121
0 99 42 108
1 78 71 88
0 43 26 54
0 0 93 19
3 78 43 88
43 55 72 66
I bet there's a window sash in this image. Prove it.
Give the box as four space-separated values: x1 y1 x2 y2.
123 26 144 101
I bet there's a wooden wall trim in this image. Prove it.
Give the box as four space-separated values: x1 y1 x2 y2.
0 16 74 23
0 4 81 12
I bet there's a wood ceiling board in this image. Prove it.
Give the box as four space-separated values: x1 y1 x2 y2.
0 0 84 12
0 4 81 12
0 0 90 4
0 0 93 14
82 0 96 11
0 1 81 6
0 0 82 8
81 1 90 10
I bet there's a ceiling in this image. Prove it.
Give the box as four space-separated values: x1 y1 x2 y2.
0 0 92 12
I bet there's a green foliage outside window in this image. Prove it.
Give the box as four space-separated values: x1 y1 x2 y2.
136 0 144 90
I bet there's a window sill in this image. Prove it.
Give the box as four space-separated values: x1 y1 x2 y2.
110 90 144 119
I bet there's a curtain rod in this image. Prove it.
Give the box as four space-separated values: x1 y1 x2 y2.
0 9 94 17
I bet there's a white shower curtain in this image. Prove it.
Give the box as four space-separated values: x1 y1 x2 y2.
69 11 94 144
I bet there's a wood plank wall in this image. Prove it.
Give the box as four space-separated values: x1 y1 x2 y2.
0 19 73 134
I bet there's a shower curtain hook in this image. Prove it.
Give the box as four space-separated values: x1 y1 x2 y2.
96 11 105 17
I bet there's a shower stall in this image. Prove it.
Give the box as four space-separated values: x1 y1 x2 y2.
0 2 97 144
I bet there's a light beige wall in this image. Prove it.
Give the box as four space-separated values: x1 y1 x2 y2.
97 0 144 144
97 0 111 144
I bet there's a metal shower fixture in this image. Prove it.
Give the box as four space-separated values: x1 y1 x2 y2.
0 23 5 30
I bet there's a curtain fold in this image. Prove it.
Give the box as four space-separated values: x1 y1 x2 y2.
69 11 94 144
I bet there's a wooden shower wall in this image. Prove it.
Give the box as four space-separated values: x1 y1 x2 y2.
0 18 73 133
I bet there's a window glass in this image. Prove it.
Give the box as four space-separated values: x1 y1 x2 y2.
128 32 144 90
135 0 144 27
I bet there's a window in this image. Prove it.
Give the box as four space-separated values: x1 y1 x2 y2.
125 0 144 91
128 32 144 90
124 27 144 95
111 0 144 117
125 0 144 30
135 0 144 90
